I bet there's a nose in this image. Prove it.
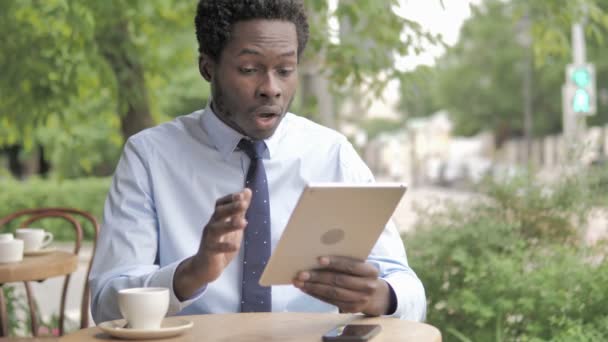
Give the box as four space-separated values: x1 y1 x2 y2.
256 73 282 99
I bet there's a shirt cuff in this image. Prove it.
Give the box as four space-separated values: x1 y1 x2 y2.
383 280 398 315
146 257 207 315
382 274 427 321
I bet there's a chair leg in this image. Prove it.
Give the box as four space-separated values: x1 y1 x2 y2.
0 286 8 337
58 274 72 336
24 282 39 337
80 285 90 329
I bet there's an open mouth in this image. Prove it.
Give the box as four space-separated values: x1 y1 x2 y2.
252 111 280 131
251 105 282 130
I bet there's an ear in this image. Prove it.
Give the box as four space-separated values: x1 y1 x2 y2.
199 54 214 82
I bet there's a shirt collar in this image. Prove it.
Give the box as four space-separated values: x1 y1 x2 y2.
200 104 286 161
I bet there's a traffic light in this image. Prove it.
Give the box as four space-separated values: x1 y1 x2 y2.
565 63 596 115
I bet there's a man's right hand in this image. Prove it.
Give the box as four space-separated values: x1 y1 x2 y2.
174 189 252 300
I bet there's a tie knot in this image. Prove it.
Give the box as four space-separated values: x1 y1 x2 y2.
239 139 266 160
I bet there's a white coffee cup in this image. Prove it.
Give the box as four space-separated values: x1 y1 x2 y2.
0 233 14 242
15 228 54 252
0 239 24 263
118 287 169 330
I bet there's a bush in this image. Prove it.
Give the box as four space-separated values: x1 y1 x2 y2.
2 286 26 336
0 177 110 241
406 169 608 341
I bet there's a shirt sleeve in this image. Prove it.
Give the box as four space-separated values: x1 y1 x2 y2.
337 140 427 321
88 135 206 324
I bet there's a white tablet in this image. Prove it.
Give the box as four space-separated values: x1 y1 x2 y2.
259 183 407 286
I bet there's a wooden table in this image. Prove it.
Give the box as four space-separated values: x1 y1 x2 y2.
0 338 58 341
63 313 442 341
0 251 78 337
0 251 78 283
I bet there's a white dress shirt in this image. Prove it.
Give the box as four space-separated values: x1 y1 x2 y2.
89 106 426 323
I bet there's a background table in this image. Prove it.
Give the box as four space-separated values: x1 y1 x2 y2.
0 251 78 337
63 312 442 341
0 251 77 283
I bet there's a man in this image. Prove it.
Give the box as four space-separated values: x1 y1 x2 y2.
89 0 426 323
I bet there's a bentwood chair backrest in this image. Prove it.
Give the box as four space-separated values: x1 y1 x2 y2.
0 208 100 337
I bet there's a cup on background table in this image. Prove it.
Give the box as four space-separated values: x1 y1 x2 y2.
0 233 14 242
118 287 169 330
0 233 24 263
15 228 54 252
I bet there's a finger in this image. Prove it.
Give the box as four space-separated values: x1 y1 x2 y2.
214 189 252 208
317 256 379 278
206 216 248 237
295 270 378 294
297 282 368 311
215 192 238 206
212 193 250 221
241 188 252 203
234 188 252 219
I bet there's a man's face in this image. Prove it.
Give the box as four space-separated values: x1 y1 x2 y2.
202 20 299 140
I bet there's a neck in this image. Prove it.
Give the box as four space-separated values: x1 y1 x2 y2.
210 101 247 137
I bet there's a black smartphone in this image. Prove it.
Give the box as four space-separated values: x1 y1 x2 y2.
322 324 382 341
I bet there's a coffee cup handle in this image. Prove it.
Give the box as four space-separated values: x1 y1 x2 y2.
42 232 53 248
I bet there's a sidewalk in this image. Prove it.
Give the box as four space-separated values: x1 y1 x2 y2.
392 186 476 233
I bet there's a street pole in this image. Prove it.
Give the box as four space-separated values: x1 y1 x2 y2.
571 22 587 140
563 16 589 143
517 12 533 165
522 29 533 165
572 23 586 64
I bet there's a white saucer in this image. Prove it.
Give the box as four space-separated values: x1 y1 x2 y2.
98 318 193 340
24 247 56 256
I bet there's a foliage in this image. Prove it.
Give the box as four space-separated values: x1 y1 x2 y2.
0 0 209 177
3 285 63 337
4 0 607 176
436 0 563 138
397 65 441 118
398 0 608 140
0 0 206 130
36 314 62 337
1 0 443 177
2 286 27 336
407 168 608 340
0 0 95 132
34 112 123 178
0 177 110 241
586 41 608 129
305 0 441 96
360 118 403 141
520 0 608 62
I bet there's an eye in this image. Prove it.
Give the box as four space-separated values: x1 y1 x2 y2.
239 67 257 75
277 68 294 77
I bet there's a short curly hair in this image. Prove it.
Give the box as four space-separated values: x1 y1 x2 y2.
195 0 309 62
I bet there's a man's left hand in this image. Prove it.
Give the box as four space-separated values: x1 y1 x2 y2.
292 256 392 316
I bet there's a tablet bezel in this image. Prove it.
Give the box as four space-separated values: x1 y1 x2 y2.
258 182 407 286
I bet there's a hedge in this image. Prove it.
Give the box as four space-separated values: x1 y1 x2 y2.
406 168 608 341
0 177 111 241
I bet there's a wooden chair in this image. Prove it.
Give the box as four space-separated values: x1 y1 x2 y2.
0 208 99 337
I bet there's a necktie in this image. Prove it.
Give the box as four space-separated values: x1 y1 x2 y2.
239 139 272 312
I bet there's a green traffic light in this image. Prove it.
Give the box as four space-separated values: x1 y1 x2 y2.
571 67 590 87
572 88 591 113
